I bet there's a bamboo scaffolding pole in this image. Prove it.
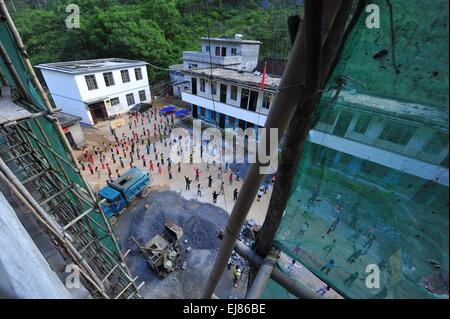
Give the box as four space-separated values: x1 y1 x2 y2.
254 0 356 263
0 161 109 298
201 2 321 298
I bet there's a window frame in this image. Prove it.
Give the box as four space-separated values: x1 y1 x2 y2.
103 72 115 87
262 93 272 109
200 78 206 92
134 68 143 81
110 97 120 106
353 114 371 134
120 70 130 83
230 85 238 100
378 122 415 145
126 93 135 106
138 90 146 102
84 74 98 91
240 88 249 109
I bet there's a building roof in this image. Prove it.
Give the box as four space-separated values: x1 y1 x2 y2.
36 58 148 75
0 87 33 124
201 36 262 45
183 67 281 92
55 111 82 127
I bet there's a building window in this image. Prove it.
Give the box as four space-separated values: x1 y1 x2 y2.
320 109 339 125
379 123 415 145
85 74 98 90
231 48 237 55
248 91 258 111
211 81 217 95
423 132 448 155
103 72 115 87
110 97 120 105
262 93 272 109
221 47 227 57
353 114 371 134
126 93 135 106
215 46 221 56
200 79 206 92
121 70 130 83
206 45 210 52
139 90 146 102
240 89 249 109
230 85 238 100
134 68 143 80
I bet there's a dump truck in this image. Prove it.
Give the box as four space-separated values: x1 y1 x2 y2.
98 167 152 225
130 221 183 278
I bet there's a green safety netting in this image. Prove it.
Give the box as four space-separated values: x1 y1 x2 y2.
1 20 118 253
271 0 449 298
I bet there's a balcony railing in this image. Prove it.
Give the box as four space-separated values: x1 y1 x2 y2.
183 51 241 66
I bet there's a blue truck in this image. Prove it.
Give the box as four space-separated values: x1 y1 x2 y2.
98 167 152 225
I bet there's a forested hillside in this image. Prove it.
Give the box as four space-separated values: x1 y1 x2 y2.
7 0 303 82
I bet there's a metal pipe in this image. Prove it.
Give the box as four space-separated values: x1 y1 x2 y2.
201 1 322 299
234 241 319 299
245 248 279 299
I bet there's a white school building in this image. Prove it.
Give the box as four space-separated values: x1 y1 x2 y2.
37 58 151 125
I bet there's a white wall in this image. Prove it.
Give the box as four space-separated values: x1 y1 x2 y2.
75 65 151 116
0 191 72 299
190 77 272 116
41 65 151 125
182 91 267 126
40 69 93 125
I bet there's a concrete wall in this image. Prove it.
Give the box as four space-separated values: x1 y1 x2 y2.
169 70 190 98
0 190 72 299
66 122 86 149
240 43 261 71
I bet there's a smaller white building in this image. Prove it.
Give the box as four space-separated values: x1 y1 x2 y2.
170 34 262 97
37 58 151 125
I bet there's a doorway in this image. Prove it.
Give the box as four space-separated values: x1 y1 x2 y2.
219 113 225 128
65 131 76 149
191 77 197 95
88 101 108 123
220 84 227 103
